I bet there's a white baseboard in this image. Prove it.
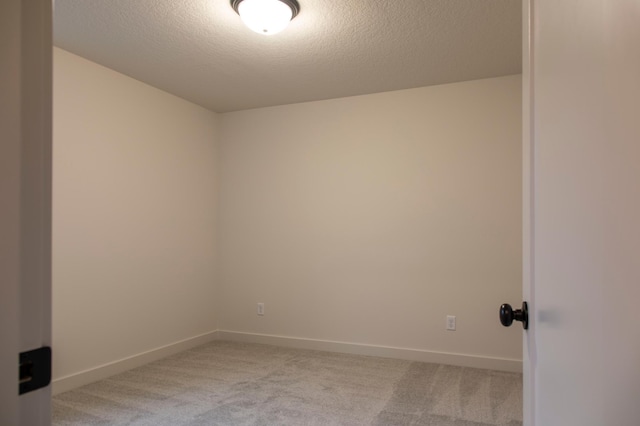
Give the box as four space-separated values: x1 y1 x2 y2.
218 330 522 373
52 330 221 395
52 329 521 395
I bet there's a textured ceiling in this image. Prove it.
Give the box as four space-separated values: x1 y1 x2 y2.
53 0 521 113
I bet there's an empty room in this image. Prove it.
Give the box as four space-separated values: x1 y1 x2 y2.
5 0 640 425
49 1 524 425
50 0 524 424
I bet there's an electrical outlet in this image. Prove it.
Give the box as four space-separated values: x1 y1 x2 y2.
446 315 456 331
257 303 264 316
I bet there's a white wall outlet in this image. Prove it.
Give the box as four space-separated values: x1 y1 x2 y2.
257 303 264 316
446 315 456 331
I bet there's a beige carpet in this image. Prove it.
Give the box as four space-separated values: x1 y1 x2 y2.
53 341 522 425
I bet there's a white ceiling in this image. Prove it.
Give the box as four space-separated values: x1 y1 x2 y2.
53 0 521 113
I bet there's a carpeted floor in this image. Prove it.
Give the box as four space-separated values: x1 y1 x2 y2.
52 341 522 425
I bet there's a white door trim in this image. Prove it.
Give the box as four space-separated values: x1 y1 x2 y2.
521 1 535 425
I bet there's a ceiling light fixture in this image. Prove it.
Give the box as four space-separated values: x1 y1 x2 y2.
231 0 300 35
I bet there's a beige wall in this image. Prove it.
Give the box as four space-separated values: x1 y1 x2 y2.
217 75 522 362
52 48 219 380
53 49 522 384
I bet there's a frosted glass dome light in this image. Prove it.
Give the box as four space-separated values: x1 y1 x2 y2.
231 0 300 35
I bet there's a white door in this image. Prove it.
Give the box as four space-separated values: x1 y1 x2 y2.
524 0 640 424
0 0 53 424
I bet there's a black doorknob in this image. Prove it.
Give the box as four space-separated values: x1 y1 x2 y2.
499 302 528 330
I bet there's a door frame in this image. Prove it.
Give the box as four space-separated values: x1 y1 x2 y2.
0 0 27 422
521 1 534 425
0 0 53 424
